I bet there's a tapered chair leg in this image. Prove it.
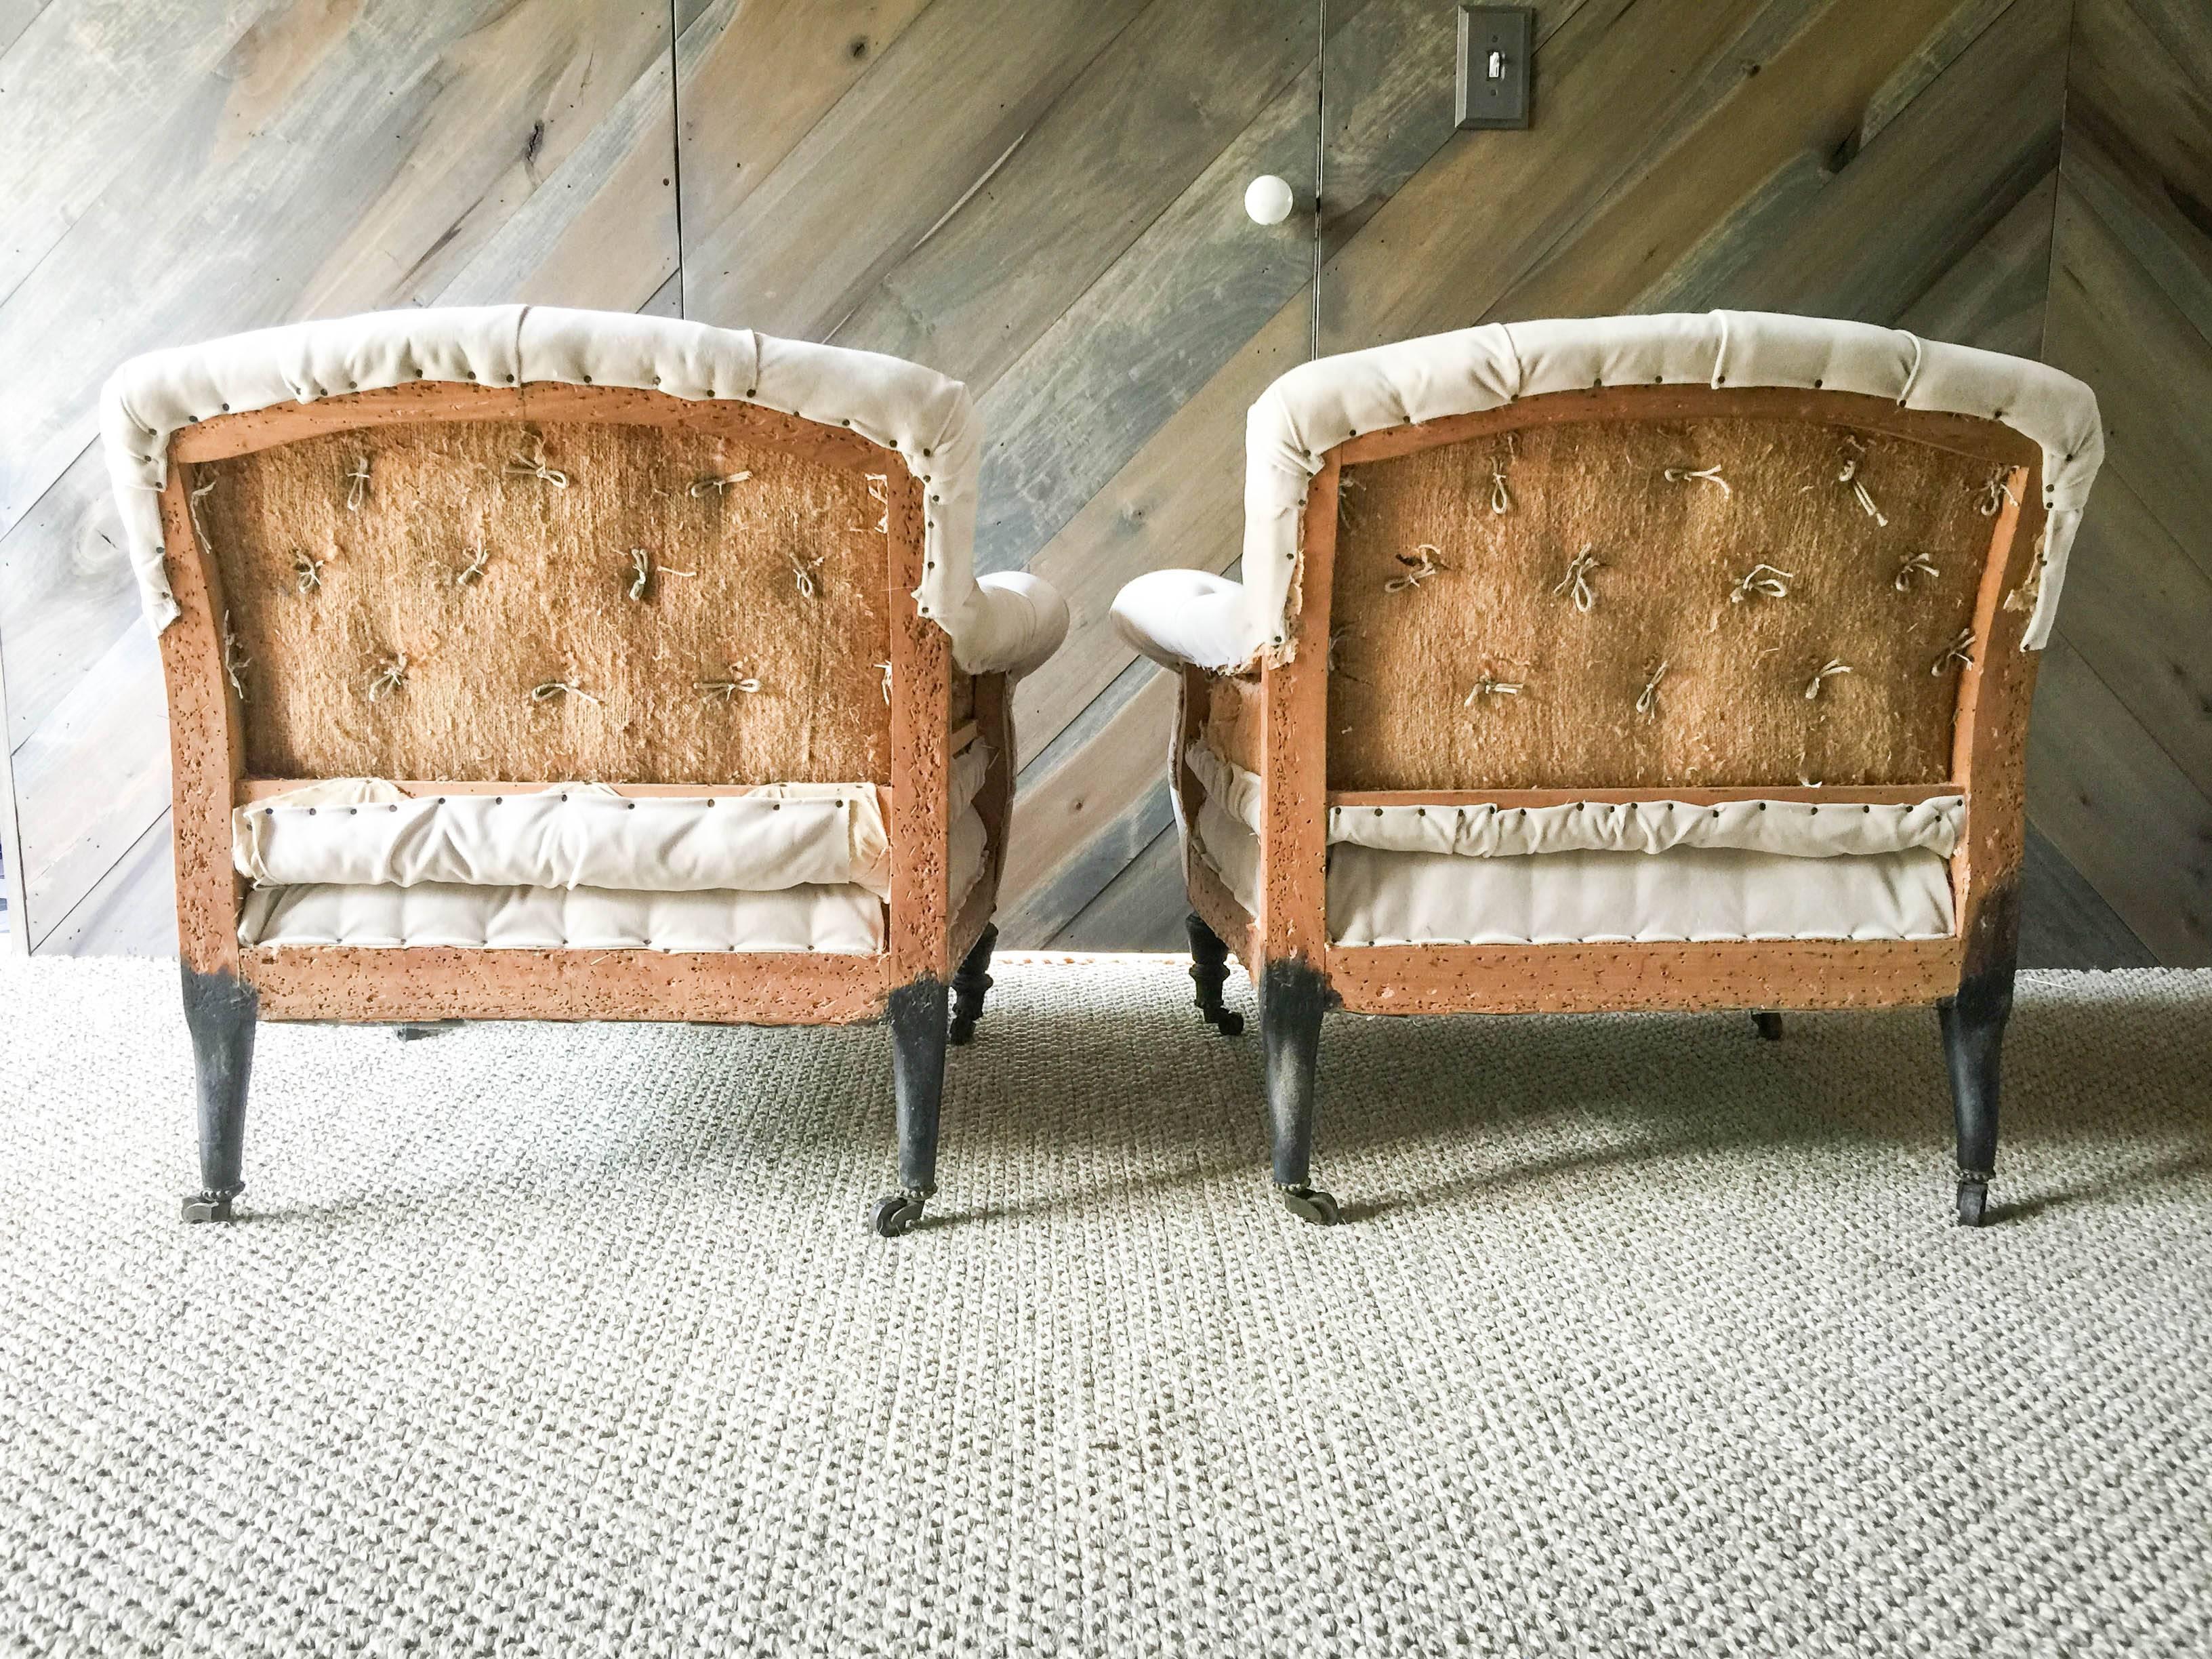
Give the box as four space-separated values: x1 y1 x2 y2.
947 924 998 1046
1751 1011 1784 1041
180 964 258 1223
1939 964 2013 1228
1185 913 1245 1037
1261 959 1336 1225
874 978 949 1237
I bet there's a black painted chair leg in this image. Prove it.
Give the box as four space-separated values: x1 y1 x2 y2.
1185 913 1245 1037
1261 959 1336 1225
1939 966 2013 1228
180 964 257 1223
947 923 998 1046
874 977 949 1237
1751 1010 1784 1041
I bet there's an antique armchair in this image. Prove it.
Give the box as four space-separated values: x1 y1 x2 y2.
1113 311 2102 1227
102 306 1067 1235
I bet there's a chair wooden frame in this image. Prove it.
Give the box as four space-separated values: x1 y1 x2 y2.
1175 384 2045 1226
158 380 1012 1230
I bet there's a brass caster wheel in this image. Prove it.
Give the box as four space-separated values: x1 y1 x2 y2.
1956 1175 1991 1229
1277 1185 1340 1226
947 1015 979 1048
181 1186 241 1224
872 1191 928 1237
1204 1008 1245 1038
1751 1011 1784 1042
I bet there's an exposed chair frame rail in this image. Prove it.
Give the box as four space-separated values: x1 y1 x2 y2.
1174 384 2045 1228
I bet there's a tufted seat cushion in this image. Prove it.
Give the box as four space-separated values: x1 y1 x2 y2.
1186 743 1959 946
237 881 889 954
232 752 992 954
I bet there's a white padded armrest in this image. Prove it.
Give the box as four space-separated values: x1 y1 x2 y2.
1110 569 1251 673
966 571 1071 680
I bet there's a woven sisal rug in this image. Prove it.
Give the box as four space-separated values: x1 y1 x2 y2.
2 956 2207 1656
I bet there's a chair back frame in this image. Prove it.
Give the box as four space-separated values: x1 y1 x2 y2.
1181 383 2044 1016
157 379 998 1025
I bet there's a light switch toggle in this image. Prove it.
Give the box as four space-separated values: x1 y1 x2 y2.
1457 5 1533 130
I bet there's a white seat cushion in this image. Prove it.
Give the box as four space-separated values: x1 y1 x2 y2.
1189 803 1955 945
238 882 886 954
233 748 994 905
1324 844 1955 946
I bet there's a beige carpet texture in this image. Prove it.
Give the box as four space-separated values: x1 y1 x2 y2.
1 956 2208 1658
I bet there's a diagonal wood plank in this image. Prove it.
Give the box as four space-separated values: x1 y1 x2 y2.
2044 173 2212 587
0 3 673 544
2019 822 2157 967
1705 0 2068 321
1895 169 2057 358
12 617 167 948
0 1 684 952
1492 0 2037 324
678 0 1150 338
673 0 937 306
1051 823 1191 951
35 811 174 957
2028 635 2212 964
835 0 1341 390
2048 465 2212 801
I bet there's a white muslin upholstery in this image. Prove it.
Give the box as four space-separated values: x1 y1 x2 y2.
232 745 993 953
1186 804 1954 947
100 306 1068 678
237 882 887 954
1111 310 2103 672
1186 742 1964 861
1183 737 1960 946
233 746 991 909
1324 845 1957 947
235 783 888 898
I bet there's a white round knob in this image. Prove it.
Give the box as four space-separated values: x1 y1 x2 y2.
1244 174 1294 226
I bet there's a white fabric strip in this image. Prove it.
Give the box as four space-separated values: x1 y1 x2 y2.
1326 844 1957 947
1192 796 1262 919
237 881 886 954
233 752 994 905
100 306 1067 677
1115 309 2102 672
1184 741 1963 861
235 781 893 899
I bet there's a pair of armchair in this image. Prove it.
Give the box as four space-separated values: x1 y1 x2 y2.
1115 311 2102 1228
103 307 1066 1237
106 308 2100 1235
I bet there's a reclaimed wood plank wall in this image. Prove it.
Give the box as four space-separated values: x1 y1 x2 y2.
0 0 2203 966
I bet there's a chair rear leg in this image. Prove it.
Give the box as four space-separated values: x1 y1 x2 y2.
1751 1011 1784 1041
1185 913 1246 1036
947 923 998 1046
1261 959 1336 1225
180 964 257 1223
1939 966 2013 1228
1941 886 2019 1229
874 978 949 1237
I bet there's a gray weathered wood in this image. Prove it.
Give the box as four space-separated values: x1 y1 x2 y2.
2020 823 2157 968
1053 826 1191 951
